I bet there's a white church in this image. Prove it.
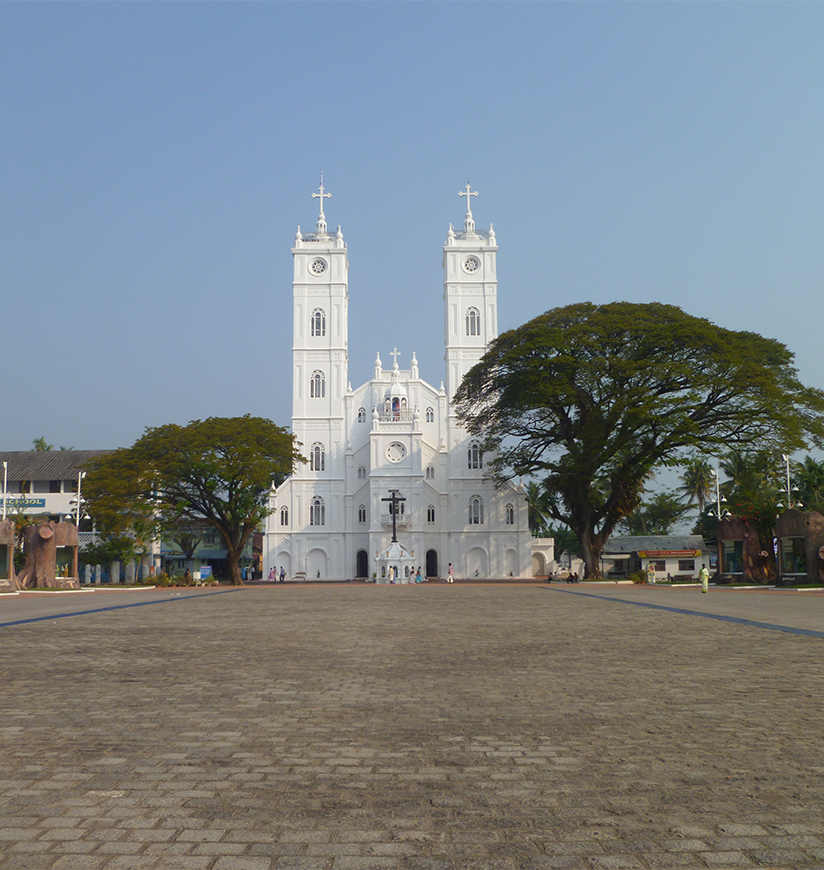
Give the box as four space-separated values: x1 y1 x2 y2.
262 182 532 581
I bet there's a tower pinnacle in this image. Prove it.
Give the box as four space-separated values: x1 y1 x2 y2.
312 173 331 235
459 182 478 234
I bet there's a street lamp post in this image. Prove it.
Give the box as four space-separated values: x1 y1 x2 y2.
2 461 7 521
708 467 731 577
778 453 802 510
68 470 88 581
71 470 87 527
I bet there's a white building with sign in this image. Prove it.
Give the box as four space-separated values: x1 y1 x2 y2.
263 183 530 581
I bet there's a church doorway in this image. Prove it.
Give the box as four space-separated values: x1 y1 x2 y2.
505 548 519 578
426 549 438 579
306 548 328 579
466 547 488 578
356 549 368 580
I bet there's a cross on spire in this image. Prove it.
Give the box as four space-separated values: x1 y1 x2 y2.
390 347 401 368
459 182 478 215
312 173 331 218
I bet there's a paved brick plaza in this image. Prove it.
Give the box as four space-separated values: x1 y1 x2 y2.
2 582 824 870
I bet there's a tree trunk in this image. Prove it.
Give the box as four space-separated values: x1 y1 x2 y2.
225 545 244 585
577 528 603 580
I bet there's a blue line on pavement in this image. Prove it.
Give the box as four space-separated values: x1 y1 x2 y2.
544 586 824 638
0 588 240 629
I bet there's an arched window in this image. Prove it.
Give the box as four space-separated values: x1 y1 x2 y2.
357 465 367 479
280 505 289 526
427 505 436 523
425 407 434 423
311 309 326 337
466 307 481 336
310 371 325 398
310 443 325 472
310 497 325 526
358 505 367 524
468 441 483 469
505 503 514 525
357 407 366 422
389 497 405 516
469 496 484 525
425 465 435 480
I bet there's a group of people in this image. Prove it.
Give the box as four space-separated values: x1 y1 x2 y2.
268 566 287 583
386 566 425 583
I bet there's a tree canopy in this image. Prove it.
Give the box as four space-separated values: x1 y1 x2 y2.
616 489 691 536
455 301 824 579
83 415 302 585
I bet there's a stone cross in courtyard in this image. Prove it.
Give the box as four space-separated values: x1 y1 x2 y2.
381 489 406 543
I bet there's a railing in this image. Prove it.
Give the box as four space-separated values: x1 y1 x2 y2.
378 411 414 423
299 233 346 245
380 513 412 528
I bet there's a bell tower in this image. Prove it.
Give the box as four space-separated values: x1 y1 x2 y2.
291 177 349 485
443 183 498 400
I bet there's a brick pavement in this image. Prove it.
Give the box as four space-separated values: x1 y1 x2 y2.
1 583 823 869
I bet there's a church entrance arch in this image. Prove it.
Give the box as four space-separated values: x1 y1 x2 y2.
425 549 438 579
505 548 519 578
466 547 488 578
531 551 546 577
356 549 368 580
306 548 328 579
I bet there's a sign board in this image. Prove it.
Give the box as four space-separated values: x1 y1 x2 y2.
2 497 47 511
637 550 702 558
199 565 213 579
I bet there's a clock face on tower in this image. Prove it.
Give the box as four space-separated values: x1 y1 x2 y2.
463 255 480 274
310 258 327 275
385 442 407 463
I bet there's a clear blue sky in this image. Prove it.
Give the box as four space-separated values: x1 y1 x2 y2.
2 3 823 460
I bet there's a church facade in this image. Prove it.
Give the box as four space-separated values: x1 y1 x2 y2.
262 183 530 581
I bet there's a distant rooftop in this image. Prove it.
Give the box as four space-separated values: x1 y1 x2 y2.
603 535 709 554
0 451 112 480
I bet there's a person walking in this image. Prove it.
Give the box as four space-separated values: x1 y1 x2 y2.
280 566 285 583
699 563 709 593
447 563 454 583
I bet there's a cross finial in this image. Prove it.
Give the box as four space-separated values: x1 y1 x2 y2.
390 347 401 368
312 173 331 218
459 182 478 215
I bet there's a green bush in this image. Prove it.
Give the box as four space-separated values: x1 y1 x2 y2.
629 571 647 584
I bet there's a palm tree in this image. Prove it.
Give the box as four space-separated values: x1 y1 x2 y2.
524 481 551 537
32 436 53 452
793 455 824 512
679 458 713 514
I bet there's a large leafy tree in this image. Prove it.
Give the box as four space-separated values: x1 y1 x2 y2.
455 302 824 579
83 416 302 585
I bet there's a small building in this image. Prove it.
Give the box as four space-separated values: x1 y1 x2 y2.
715 516 771 583
531 538 555 578
600 535 711 581
775 508 824 586
0 450 111 540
